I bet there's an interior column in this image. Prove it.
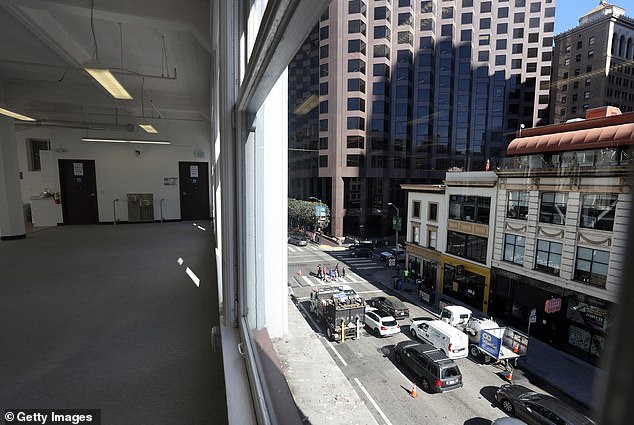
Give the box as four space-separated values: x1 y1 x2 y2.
0 115 26 240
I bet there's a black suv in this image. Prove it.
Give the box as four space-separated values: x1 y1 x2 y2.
394 341 463 393
368 296 410 319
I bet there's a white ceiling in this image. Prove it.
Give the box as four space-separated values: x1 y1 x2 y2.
0 0 211 127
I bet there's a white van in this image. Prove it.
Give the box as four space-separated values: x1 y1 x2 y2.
410 318 469 359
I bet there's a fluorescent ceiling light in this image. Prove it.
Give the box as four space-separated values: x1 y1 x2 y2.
81 137 170 145
0 107 36 121
84 61 133 100
139 124 158 134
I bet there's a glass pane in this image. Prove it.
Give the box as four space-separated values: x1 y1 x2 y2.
576 259 591 272
594 250 609 264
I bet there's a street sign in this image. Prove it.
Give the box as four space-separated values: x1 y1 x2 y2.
315 205 327 217
392 217 402 231
529 308 537 324
544 298 562 313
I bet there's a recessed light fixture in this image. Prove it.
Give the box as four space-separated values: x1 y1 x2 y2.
139 124 158 134
84 60 133 100
0 107 36 121
81 137 170 145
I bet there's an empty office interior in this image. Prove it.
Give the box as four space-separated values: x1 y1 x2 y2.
0 0 328 423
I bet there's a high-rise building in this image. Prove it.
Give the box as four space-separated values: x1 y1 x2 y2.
289 0 555 238
550 1 634 124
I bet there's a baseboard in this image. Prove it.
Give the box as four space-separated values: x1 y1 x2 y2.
1 234 27 241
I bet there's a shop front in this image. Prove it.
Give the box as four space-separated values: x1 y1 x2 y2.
490 267 612 365
440 256 491 314
406 243 440 306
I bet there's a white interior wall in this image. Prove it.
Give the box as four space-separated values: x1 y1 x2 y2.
15 121 211 222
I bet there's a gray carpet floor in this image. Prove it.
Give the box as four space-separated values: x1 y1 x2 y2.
0 221 227 424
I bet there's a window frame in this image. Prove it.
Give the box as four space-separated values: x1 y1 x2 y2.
539 192 567 225
534 239 563 275
507 191 529 220
574 246 610 286
503 234 525 265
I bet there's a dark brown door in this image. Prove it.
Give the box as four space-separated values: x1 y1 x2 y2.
179 162 210 220
58 159 99 224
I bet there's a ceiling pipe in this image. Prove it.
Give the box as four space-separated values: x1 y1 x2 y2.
15 120 135 132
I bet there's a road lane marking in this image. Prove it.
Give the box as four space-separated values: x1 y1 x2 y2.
347 271 363 281
356 266 384 270
185 267 200 287
287 246 297 252
301 276 314 286
326 340 348 367
296 303 348 366
354 378 393 425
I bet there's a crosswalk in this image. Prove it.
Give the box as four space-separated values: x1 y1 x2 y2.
292 270 365 287
287 244 324 253
329 253 385 271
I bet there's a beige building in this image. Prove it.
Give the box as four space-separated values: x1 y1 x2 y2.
491 106 632 363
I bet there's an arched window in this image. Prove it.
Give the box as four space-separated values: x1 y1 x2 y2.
611 35 618 55
627 38 633 60
618 35 625 57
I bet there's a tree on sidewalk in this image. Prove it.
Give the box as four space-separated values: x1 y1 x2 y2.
288 198 330 232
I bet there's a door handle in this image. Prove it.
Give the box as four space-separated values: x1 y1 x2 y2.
89 193 96 197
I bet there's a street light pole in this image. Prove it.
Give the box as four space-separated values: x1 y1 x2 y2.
388 202 400 251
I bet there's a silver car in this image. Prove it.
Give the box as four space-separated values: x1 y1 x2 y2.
288 233 308 246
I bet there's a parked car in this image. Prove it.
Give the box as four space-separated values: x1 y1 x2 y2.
364 306 400 337
495 384 595 425
349 240 374 251
367 295 409 319
350 247 373 258
288 233 308 246
393 340 463 393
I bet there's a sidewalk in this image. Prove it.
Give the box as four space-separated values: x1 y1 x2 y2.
271 297 379 425
367 267 604 410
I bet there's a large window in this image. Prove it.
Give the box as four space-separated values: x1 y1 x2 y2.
428 229 437 249
535 239 562 275
413 201 421 218
503 234 525 265
447 231 487 264
580 194 617 231
412 225 420 243
449 195 490 224
574 247 610 286
428 203 438 221
507 191 528 219
539 192 567 225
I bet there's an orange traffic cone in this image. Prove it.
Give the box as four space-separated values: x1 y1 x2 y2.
506 368 513 382
513 345 519 354
410 383 417 398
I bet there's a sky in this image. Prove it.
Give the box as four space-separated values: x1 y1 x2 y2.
554 0 623 34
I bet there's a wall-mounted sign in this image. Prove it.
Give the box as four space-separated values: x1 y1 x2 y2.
190 165 198 178
545 297 562 313
164 177 178 186
73 162 84 176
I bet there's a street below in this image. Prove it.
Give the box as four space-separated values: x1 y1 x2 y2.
285 242 589 425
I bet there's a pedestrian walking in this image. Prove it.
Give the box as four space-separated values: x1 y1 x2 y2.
342 267 346 277
317 264 322 279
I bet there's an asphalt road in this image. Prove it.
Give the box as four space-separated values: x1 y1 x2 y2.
286 242 554 425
